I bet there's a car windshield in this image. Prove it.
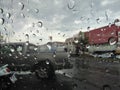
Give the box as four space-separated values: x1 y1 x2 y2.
0 43 23 54
0 0 120 90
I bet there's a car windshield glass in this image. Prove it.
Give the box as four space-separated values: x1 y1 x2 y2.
0 44 23 54
0 0 120 90
0 45 11 54
16 45 23 52
27 44 38 53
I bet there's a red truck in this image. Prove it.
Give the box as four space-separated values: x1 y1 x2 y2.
87 24 120 45
84 20 120 53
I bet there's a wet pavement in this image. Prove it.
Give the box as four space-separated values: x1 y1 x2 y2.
10 71 100 90
11 73 74 90
3 55 120 90
8 56 98 90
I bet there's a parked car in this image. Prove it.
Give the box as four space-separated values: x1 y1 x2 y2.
0 42 72 80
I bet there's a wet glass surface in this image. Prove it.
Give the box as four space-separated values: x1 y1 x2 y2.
0 0 120 90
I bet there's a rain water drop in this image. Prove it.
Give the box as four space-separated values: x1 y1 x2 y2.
6 13 11 19
0 8 3 13
0 18 4 25
35 9 39 13
18 2 24 10
37 21 43 27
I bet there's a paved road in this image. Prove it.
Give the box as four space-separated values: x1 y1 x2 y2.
8 55 102 90
3 54 120 90
9 55 100 90
54 55 120 90
11 73 74 90
10 71 99 90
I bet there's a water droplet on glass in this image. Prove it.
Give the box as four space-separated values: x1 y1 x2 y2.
0 8 3 13
46 61 49 65
105 11 108 21
37 21 43 27
4 27 7 31
19 52 22 55
18 2 24 10
39 39 42 41
34 48 37 51
109 23 112 27
72 83 78 88
10 49 15 52
32 23 35 27
10 19 13 23
36 30 39 33
12 63 15 66
96 18 100 23
63 34 65 37
15 56 18 58
9 53 12 56
6 13 11 19
35 9 39 13
24 56 28 59
34 57 37 60
27 9 30 12
27 54 30 56
67 0 75 10
63 73 66 75
19 39 22 41
25 42 29 46
21 13 25 18
87 26 90 30
33 33 36 37
25 34 29 39
53 54 56 58
0 18 4 25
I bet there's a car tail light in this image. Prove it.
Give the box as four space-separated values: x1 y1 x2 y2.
6 68 11 72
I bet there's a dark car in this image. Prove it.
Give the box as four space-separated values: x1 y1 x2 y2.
0 42 72 79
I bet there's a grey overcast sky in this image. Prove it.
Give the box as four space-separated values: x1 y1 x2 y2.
0 0 120 45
